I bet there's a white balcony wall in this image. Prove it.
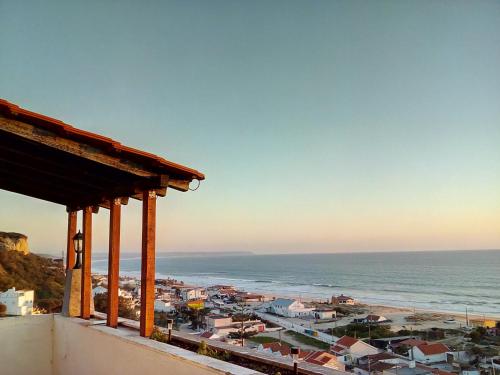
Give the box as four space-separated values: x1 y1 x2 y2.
0 314 259 375
0 314 53 375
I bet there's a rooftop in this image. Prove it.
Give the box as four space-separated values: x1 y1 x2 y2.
416 343 450 356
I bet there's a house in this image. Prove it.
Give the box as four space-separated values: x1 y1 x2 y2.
332 294 355 305
258 342 309 360
180 287 207 301
118 277 137 288
354 315 390 324
258 342 294 358
330 336 379 365
369 336 421 351
154 300 175 313
354 352 454 375
205 314 233 331
313 308 337 320
214 320 265 337
205 314 265 336
390 338 428 353
92 286 108 296
304 351 345 371
412 343 450 364
354 352 402 375
0 287 34 316
267 298 315 318
235 292 265 303
258 343 344 370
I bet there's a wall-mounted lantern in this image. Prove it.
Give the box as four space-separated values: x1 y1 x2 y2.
73 230 83 269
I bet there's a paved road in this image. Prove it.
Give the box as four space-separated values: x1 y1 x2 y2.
255 311 339 345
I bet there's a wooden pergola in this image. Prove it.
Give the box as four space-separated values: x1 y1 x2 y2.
0 99 205 337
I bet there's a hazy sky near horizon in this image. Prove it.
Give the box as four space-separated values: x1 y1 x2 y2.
1 1 499 255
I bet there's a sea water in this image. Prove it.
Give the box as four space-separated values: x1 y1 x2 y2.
92 250 500 317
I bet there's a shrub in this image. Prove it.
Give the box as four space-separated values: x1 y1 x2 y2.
150 326 168 343
197 340 209 355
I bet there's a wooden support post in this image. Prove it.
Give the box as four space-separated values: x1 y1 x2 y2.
66 211 77 271
140 190 156 337
107 198 121 328
81 206 92 319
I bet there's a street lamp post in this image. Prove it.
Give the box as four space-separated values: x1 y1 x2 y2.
72 230 83 269
167 319 173 343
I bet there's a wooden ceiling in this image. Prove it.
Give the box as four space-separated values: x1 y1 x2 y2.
0 100 204 210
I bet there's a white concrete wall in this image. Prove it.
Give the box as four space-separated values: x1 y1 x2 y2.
0 314 259 375
53 315 259 375
0 314 53 375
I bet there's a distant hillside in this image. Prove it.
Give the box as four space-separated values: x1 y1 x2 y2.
0 249 65 312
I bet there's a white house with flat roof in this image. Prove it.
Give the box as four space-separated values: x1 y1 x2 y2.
154 300 175 313
267 298 315 318
0 287 34 316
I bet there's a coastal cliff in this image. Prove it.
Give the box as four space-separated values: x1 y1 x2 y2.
0 232 30 255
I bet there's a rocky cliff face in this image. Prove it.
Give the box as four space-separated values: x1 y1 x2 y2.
0 232 30 254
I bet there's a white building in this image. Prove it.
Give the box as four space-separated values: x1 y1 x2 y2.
92 286 107 296
313 308 337 320
332 294 355 305
180 287 207 301
267 298 315 318
412 343 450 364
205 314 265 337
331 336 379 365
0 287 34 316
154 300 175 313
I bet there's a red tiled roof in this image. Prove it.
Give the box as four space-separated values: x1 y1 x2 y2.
335 335 358 348
398 338 428 347
0 99 205 181
305 351 338 366
262 342 311 358
365 352 398 361
416 343 449 355
262 342 291 356
330 345 346 354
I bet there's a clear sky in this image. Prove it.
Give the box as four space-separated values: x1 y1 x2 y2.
0 0 499 255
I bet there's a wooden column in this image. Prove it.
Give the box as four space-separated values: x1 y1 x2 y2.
140 190 156 337
81 206 93 319
107 198 121 328
66 210 77 271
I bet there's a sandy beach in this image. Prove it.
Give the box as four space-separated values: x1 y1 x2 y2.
259 291 498 332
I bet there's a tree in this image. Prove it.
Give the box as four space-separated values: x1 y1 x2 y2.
150 326 168 343
469 331 481 344
93 293 137 320
0 250 65 312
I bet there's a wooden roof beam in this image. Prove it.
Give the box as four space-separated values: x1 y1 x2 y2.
1 117 201 192
0 116 157 178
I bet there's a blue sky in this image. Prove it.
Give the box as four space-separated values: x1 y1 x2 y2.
1 0 499 254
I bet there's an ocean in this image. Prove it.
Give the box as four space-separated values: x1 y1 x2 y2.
92 250 500 318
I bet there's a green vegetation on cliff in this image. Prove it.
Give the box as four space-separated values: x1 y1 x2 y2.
0 250 65 312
